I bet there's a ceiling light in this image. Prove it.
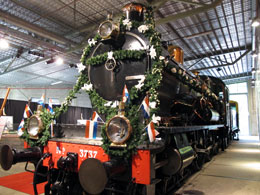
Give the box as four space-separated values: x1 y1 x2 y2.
0 38 9 49
46 58 55 64
51 81 63 85
55 57 63 65
252 18 260 27
28 50 45 57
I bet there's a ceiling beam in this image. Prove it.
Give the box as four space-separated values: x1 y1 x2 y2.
18 69 75 85
0 24 68 53
222 72 251 81
0 37 89 76
193 49 251 71
171 0 206 6
155 0 223 26
184 44 252 62
69 0 170 37
3 57 16 72
0 9 73 45
9 0 77 33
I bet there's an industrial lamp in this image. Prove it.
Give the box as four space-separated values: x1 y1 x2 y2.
0 38 9 49
252 18 260 27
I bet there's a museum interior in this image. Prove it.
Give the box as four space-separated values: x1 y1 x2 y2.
0 0 259 194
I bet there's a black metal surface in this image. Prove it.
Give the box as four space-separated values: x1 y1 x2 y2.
0 145 13 170
57 152 78 171
89 31 149 101
0 145 42 171
79 158 108 195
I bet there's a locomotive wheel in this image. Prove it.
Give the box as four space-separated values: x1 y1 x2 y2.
205 151 212 162
193 153 205 171
213 144 219 155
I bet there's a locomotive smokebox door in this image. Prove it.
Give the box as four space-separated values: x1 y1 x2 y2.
88 31 149 101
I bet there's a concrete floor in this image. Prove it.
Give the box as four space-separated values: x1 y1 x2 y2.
176 136 260 195
0 137 260 195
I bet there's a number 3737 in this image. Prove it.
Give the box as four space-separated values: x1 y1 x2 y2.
79 149 98 158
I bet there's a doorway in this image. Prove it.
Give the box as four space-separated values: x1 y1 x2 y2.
229 94 249 135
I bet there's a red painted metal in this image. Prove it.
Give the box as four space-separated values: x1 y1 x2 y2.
24 142 29 149
42 141 152 185
132 150 151 184
43 141 110 170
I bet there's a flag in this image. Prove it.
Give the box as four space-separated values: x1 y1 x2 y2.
17 119 25 136
23 104 32 119
146 122 159 142
85 120 98 139
38 94 45 107
47 99 54 114
122 85 130 104
141 95 150 118
92 111 104 122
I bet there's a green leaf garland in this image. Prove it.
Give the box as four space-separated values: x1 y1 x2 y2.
21 6 217 159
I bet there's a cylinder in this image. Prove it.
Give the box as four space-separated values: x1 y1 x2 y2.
209 109 220 121
79 158 127 195
162 146 195 176
0 145 42 171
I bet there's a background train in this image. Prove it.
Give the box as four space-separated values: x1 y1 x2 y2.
0 3 239 195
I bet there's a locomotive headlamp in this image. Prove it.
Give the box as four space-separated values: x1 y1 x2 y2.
27 115 43 137
98 20 119 40
106 115 132 145
27 105 44 138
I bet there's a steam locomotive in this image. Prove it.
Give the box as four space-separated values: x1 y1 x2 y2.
0 3 239 195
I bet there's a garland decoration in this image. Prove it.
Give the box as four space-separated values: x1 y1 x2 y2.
20 4 220 157
86 50 146 66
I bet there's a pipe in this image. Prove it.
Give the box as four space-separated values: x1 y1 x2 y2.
33 153 51 195
0 88 10 116
156 0 223 26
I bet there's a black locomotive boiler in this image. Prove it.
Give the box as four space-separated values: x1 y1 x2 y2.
0 3 237 195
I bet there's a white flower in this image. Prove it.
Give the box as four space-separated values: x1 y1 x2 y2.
159 56 165 61
104 101 112 106
123 19 130 25
77 63 86 73
88 38 97 46
123 19 132 30
150 45 157 59
138 24 149 33
150 101 157 109
17 129 24 136
104 101 118 108
81 83 93 91
152 114 161 124
135 76 145 89
107 51 113 59
135 82 144 90
111 101 118 108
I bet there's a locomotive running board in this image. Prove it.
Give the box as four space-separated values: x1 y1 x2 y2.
158 124 224 134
